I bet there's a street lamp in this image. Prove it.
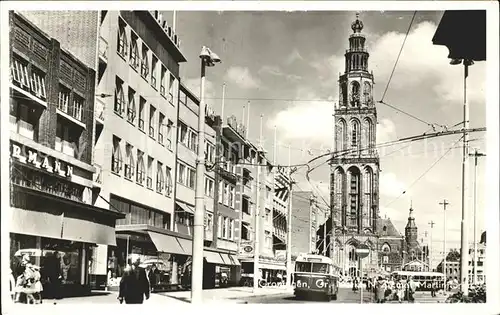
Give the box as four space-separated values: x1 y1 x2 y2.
191 46 221 304
450 57 473 296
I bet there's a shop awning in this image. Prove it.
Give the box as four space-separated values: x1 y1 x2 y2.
259 262 286 271
11 207 64 240
220 253 241 266
63 214 117 246
176 202 194 214
204 251 225 265
177 237 192 255
147 231 185 255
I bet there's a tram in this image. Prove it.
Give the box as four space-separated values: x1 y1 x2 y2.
293 253 340 301
390 271 445 291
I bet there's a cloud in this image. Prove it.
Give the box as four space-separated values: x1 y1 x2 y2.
182 77 216 100
377 118 397 144
379 172 406 197
224 66 261 89
284 48 304 65
259 65 302 82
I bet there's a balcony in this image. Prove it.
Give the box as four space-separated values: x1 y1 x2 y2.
99 37 108 65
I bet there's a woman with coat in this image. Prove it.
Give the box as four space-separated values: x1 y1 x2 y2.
375 277 387 303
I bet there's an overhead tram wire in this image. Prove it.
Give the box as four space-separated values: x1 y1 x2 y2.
383 135 465 208
380 11 417 103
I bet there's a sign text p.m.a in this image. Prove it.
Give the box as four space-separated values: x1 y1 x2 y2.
10 143 73 177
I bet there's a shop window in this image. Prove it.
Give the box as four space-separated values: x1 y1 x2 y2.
40 238 83 285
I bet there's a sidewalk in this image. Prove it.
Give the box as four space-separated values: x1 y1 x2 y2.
37 286 293 305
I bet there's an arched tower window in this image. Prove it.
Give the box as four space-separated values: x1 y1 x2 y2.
350 119 360 149
363 166 373 229
340 83 348 107
363 82 372 106
382 243 391 253
347 167 361 229
333 167 346 226
350 81 360 107
336 119 347 151
363 117 374 152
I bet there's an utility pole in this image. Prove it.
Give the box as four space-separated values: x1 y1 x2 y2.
469 149 485 285
309 195 314 253
253 115 263 292
286 145 293 288
429 221 435 271
439 199 449 293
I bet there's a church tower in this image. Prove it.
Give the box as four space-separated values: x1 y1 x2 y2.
405 202 419 259
330 13 380 277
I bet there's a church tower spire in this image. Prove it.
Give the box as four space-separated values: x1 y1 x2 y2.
405 202 419 258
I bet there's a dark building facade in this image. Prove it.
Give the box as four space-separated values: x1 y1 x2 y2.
9 11 123 297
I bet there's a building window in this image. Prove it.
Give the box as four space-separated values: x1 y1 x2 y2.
156 162 164 193
218 181 224 204
30 66 47 100
168 74 175 104
222 217 228 239
127 87 136 123
141 44 149 79
10 55 30 88
349 168 360 226
188 168 196 189
72 94 84 121
114 76 125 115
265 231 271 248
177 163 186 185
10 101 38 141
228 219 234 240
160 65 166 97
112 136 122 174
383 256 389 264
178 122 188 145
151 55 158 88
136 150 145 185
205 143 215 164
58 85 70 113
242 196 250 215
224 183 230 206
117 18 128 57
165 167 172 196
158 113 165 145
138 96 146 131
205 177 214 197
55 119 79 158
229 186 235 208
129 32 139 69
166 120 173 149
149 105 156 138
188 130 198 152
124 144 135 180
351 120 359 149
217 216 223 237
206 213 213 232
147 156 153 189
241 223 250 241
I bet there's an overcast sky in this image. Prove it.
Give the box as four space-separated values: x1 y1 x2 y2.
162 10 487 261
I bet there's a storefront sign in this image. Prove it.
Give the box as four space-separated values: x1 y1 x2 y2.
11 143 73 177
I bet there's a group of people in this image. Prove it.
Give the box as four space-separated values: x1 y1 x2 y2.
11 254 44 304
369 275 421 303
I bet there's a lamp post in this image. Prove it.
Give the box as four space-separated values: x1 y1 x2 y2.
191 46 221 304
450 57 473 295
469 149 485 285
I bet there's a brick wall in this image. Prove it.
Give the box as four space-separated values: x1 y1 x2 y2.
18 10 98 70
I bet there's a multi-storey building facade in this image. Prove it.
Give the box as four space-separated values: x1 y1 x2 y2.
329 13 380 278
291 191 318 256
176 83 241 288
8 11 124 297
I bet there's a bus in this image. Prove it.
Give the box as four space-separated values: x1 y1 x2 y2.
293 254 340 301
390 271 445 291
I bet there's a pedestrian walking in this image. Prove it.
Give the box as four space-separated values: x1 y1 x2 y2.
386 276 395 301
407 277 418 303
430 277 437 297
375 276 386 303
396 277 405 303
118 255 150 304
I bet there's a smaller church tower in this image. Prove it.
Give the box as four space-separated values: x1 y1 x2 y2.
405 202 419 259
